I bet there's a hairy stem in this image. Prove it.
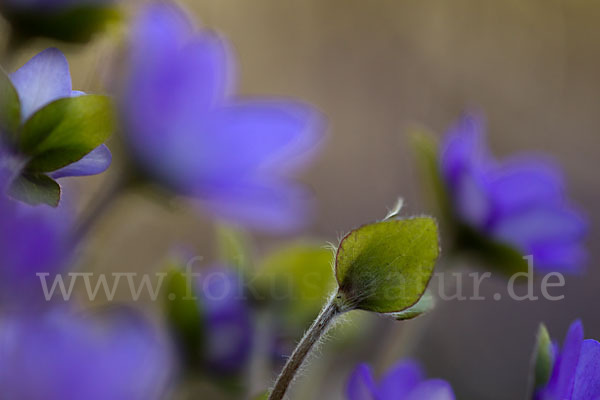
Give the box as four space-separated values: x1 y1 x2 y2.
268 293 343 400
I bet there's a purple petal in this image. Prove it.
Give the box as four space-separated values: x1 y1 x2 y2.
10 48 72 122
439 113 488 185
453 168 492 229
49 144 112 179
530 242 587 273
0 309 172 400
545 320 584 400
572 339 600 400
123 5 232 181
491 204 587 251
0 194 73 307
346 364 378 400
129 3 195 60
377 360 424 398
488 158 565 221
124 3 230 134
405 379 456 400
197 180 314 233
204 100 324 175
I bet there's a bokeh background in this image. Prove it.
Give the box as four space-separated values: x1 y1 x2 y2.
3 1 599 399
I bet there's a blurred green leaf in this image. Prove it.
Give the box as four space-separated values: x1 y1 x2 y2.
389 290 435 320
335 217 440 313
20 95 115 173
409 129 452 220
164 267 204 369
530 323 554 393
8 173 60 206
216 224 253 272
253 242 336 325
0 67 21 140
3 5 120 43
251 391 269 400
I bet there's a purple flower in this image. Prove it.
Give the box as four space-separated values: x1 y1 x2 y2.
0 160 73 306
196 265 253 373
439 113 587 272
535 320 600 400
347 360 455 400
0 308 172 400
120 3 324 233
3 48 112 182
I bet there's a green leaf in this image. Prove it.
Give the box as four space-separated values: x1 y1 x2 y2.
388 290 435 320
409 129 452 220
3 5 121 43
0 67 21 140
216 224 253 272
8 173 60 207
335 217 440 313
20 95 115 173
164 267 204 369
253 242 336 326
530 323 554 393
251 392 269 400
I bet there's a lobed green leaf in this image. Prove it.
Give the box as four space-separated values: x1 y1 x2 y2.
0 67 21 141
530 323 554 393
20 95 115 173
8 173 60 207
335 217 440 313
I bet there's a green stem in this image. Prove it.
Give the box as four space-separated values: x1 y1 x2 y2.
268 293 344 400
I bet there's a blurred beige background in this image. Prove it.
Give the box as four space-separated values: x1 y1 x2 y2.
4 1 599 399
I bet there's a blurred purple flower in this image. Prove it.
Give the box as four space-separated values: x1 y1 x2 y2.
440 113 587 272
535 320 600 400
347 360 455 400
196 265 253 373
0 158 73 306
3 48 111 181
120 3 325 233
0 308 172 400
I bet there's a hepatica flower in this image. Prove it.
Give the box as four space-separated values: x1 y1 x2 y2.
0 48 113 206
439 113 587 273
347 360 455 400
532 320 600 400
0 0 118 43
0 309 172 400
121 3 325 232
